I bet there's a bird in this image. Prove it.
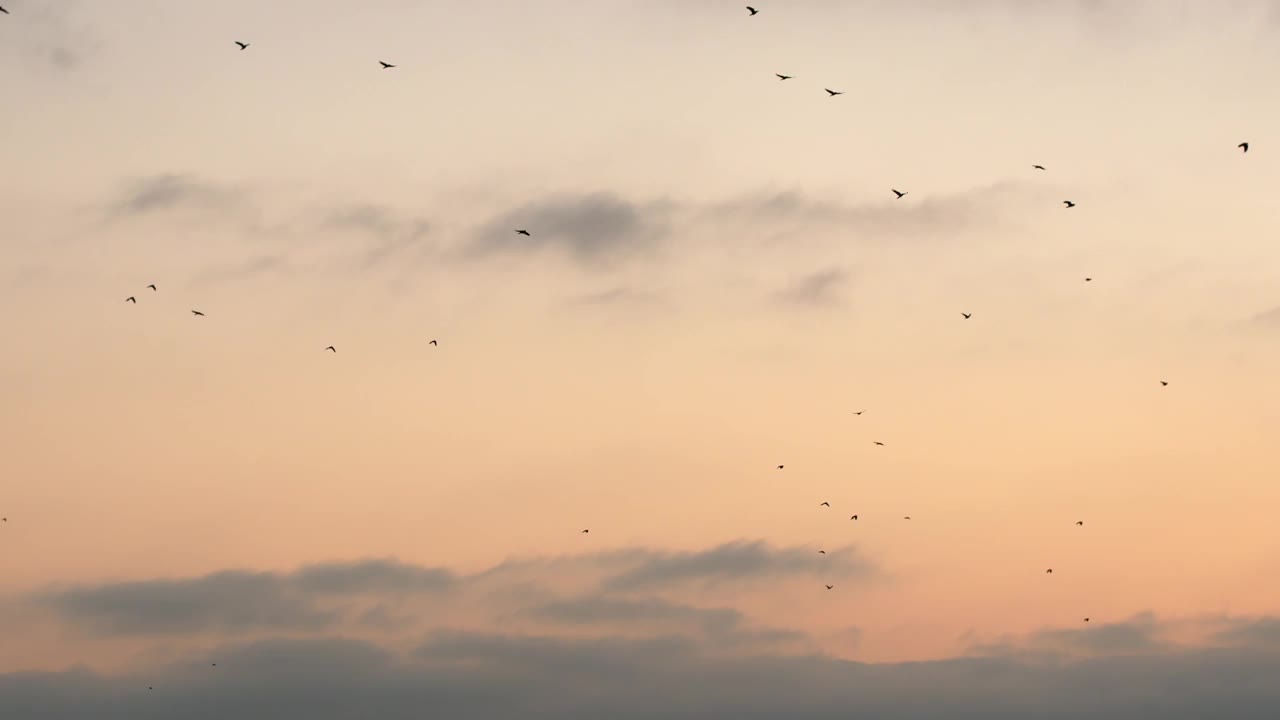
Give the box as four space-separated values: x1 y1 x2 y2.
429 340 438 346
1033 165 1046 170
147 687 153 691
818 550 826 555
746 6 758 15
1084 618 1090 622
1085 277 1092 282
379 61 396 69
1239 142 1249 153
515 229 531 236
1063 200 1076 208
126 296 136 303
147 284 156 291
2 517 6 522
850 515 858 520
581 529 589 533
892 189 907 199
853 410 864 416
904 516 912 520
234 41 249 50
825 88 843 97
873 441 885 446
776 73 793 80
776 465 784 470
191 310 205 316
825 585 834 590
1076 521 1084 526
211 663 217 667
325 346 336 353
1160 381 1168 386
0 6 8 14
1046 569 1053 574
820 501 830 507
962 313 972 319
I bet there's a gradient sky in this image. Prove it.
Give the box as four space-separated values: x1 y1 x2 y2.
4 0 1280 717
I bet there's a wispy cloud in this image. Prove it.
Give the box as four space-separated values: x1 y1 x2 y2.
776 268 850 307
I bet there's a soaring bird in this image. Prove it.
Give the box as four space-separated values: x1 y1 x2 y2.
191 310 205 316
1033 165 1046 170
1084 617 1090 622
1076 521 1084 526
325 346 336 353
962 313 972 319
235 41 249 50
126 296 136 303
515 229 531 236
1046 569 1054 574
873 441 885 446
825 88 843 97
747 6 758 15
147 284 157 291
850 514 858 520
818 550 826 554
1239 142 1249 153
0 6 9 14
825 585 834 590
820 501 830 507
581 529 589 533
1160 381 1168 386
380 61 396 69
2 517 6 522
776 465 784 470
1085 277 1092 282
429 340 438 346
892 189 907 199
776 73 793 80
1063 200 1076 208
904 516 912 520
853 410 864 416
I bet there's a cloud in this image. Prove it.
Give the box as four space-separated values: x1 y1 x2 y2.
191 254 291 285
321 204 433 268
776 268 850 307
109 174 250 218
1026 612 1169 655
565 286 660 307
600 540 872 592
467 192 671 266
1 1 99 72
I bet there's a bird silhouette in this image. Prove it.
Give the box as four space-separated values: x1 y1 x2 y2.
825 584 834 590
147 284 156 291
850 515 858 520
515 229 531 236
776 465 784 470
235 41 249 50
1046 569 1053 574
429 340 438 346
873 441 885 446
818 550 826 554
1239 142 1249 153
1085 277 1092 282
581 529 589 533
325 346 336 353
191 310 205 316
747 6 758 15
776 73 793 80
1076 521 1084 526
0 6 9 14
1033 165 1046 170
853 410 864 415
892 189 907 199
1084 617 1090 622
825 88 843 97
126 296 136 303
1063 200 1076 208
380 61 396 69
820 501 830 507
904 516 912 520
962 313 971 319
1160 381 1168 386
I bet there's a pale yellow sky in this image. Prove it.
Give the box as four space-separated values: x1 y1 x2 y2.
3 3 1280 712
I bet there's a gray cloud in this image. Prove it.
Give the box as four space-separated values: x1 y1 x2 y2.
191 254 291 285
2 0 99 72
776 268 850 307
1211 617 1280 648
1026 612 1169 655
110 174 250 218
467 192 671 266
321 204 433 268
601 540 872 592
565 286 660 307
4 629 1280 719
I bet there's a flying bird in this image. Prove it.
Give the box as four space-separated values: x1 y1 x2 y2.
126 296 136 303
1033 165 1046 170
747 6 758 15
1076 521 1084 526
1046 569 1054 574
825 88 843 97
892 189 907 199
850 515 858 520
147 284 156 291
429 340 438 346
1084 618 1090 622
581 529 589 533
904 516 912 520
853 410 864 416
818 550 826 554
873 441 885 446
0 6 8 14
191 310 205 316
1085 277 1092 282
825 585 834 590
1239 142 1249 153
235 41 249 50
515 229 531 236
1063 200 1076 208
776 73 793 80
325 346 336 353
379 61 396 69
820 501 830 507
776 465 784 470
1160 381 1168 386
962 313 971 319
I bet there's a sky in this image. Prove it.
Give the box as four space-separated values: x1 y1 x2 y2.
3 0 1280 717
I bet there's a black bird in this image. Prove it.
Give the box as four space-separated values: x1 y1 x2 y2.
1160 381 1168 386
126 296 136 303
148 687 153 691
380 61 396 69
1033 165 1046 170
962 313 971 319
1063 200 1076 208
147 284 156 291
892 189 907 199
873 441 885 446
747 6 758 15
211 663 217 667
0 6 8 14
1046 569 1053 574
191 310 205 317
776 465 784 470
2 517 6 522
853 410 864 415
235 41 249 50
1084 617 1090 622
1076 521 1084 526
825 88 843 97
818 550 826 554
850 515 858 520
820 501 830 507
1085 277 1092 282
776 73 793 80
429 340 438 346
325 346 336 353
1239 142 1249 153
581 529 589 533
825 584 834 590
515 229 531 236
904 516 912 520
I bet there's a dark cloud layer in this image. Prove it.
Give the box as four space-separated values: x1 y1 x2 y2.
777 268 850 307
601 540 870 592
468 192 671 265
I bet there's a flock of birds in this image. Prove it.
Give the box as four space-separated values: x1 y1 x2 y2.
0 1 1261 691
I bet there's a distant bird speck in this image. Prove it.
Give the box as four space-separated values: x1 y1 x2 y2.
747 6 759 15
825 88 844 97
818 550 826 554
1160 381 1168 386
126 296 136 304
850 514 858 520
0 6 9 14
1239 142 1249 153
825 584 834 590
235 41 249 50
892 189 907 199
515 229 531 236
581 529 589 533
962 313 972 319
820 501 830 507
325 346 336 353
1084 617 1090 622
1064 200 1076 208
191 310 205 317
147 284 156 291
380 61 396 69
1046 569 1053 574
1076 521 1084 526
873 441 885 446
429 340 438 346
776 73 793 80
853 410 864 416
1085 277 1092 282
1033 165 1046 170
776 465 784 470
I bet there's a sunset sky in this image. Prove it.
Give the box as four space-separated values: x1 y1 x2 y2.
4 1 1280 717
